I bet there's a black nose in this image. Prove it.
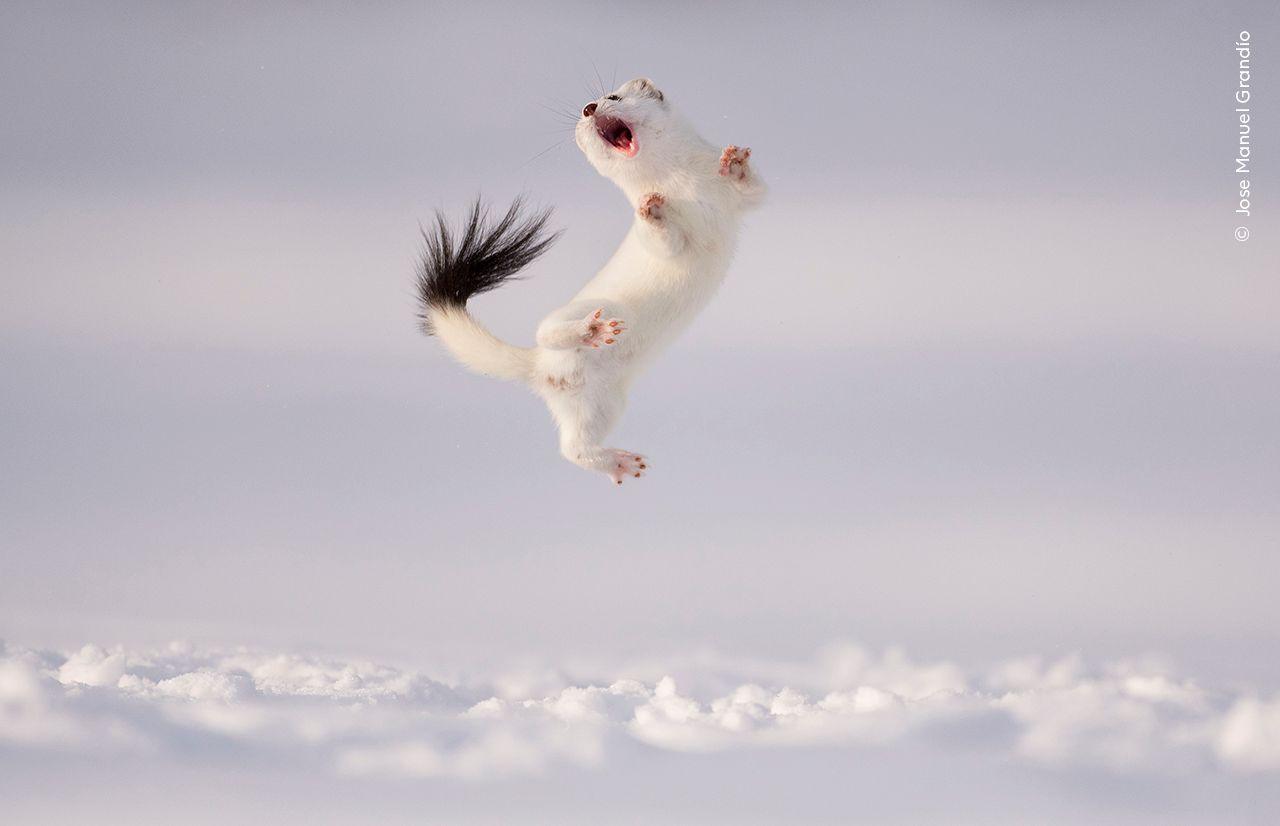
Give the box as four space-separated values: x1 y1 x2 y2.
582 102 597 117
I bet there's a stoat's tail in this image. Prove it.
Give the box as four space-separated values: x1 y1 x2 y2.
416 197 559 382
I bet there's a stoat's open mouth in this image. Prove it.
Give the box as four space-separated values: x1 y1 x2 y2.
595 116 637 157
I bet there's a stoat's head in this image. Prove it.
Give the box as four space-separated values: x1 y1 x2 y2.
575 78 692 185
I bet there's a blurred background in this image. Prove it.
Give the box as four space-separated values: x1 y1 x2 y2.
1 2 1278 822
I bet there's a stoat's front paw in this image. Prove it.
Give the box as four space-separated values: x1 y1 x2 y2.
637 192 666 223
719 145 752 182
580 308 626 349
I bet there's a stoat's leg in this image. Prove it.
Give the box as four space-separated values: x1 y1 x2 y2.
719 145 765 205
635 193 686 257
536 306 627 351
546 386 649 485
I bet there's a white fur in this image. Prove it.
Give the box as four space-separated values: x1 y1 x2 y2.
430 77 763 484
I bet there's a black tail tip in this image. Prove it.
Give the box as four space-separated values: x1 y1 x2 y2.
415 196 561 335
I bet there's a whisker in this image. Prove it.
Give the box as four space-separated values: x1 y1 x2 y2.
591 59 606 98
549 95 583 115
541 94 578 110
537 108 579 127
537 97 580 126
518 135 572 170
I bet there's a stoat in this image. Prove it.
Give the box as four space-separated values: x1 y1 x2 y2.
417 77 763 484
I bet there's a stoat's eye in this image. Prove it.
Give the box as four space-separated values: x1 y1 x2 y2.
605 94 620 101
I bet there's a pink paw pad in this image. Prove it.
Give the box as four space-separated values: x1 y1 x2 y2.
719 145 751 181
606 450 649 485
637 192 665 222
580 308 627 348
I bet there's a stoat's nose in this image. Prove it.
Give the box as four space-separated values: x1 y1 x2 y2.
582 102 598 117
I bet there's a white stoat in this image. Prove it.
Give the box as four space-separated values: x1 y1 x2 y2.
417 77 763 484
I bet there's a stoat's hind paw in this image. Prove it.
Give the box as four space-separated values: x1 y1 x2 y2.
605 449 649 486
719 145 752 182
637 192 666 223
580 308 626 349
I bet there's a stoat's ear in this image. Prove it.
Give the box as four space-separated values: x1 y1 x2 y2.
623 77 664 103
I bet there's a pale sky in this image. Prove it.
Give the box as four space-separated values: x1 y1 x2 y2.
2 1 1279 823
